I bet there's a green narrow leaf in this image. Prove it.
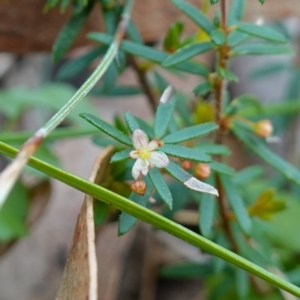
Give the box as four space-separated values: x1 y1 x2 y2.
236 23 287 43
235 268 250 298
259 0 265 4
52 4 93 62
196 144 230 156
218 67 238 82
118 178 152 235
232 44 293 56
127 20 143 44
92 135 123 147
233 123 300 187
80 113 133 146
228 0 246 26
233 166 264 185
163 21 184 52
193 81 212 96
102 61 118 91
165 161 218 195
175 93 192 126
114 115 130 135
163 42 214 67
159 262 211 279
88 33 210 76
171 0 214 33
57 47 107 80
160 144 211 162
110 149 132 163
92 85 142 96
163 122 218 144
220 175 252 234
211 29 226 46
149 168 173 209
135 117 155 139
209 162 235 176
194 176 216 238
103 8 117 35
250 62 289 79
154 88 176 138
124 112 139 133
228 31 249 47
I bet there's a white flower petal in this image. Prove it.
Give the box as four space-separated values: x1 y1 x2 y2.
132 158 143 180
129 150 139 159
132 158 149 179
148 151 169 168
132 129 149 150
140 159 150 176
147 140 158 151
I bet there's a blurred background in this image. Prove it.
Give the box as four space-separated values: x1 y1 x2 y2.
0 0 300 299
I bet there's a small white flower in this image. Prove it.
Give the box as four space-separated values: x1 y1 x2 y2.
129 129 169 180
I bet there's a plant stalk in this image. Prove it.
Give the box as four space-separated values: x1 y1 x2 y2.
1 141 300 297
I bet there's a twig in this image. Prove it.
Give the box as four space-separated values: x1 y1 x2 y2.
128 55 157 112
0 0 135 208
221 0 227 30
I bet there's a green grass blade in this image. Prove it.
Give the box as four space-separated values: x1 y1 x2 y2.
1 141 300 297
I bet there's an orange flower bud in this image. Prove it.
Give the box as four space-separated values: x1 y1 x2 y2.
194 163 211 180
254 120 273 138
131 180 147 196
181 160 193 171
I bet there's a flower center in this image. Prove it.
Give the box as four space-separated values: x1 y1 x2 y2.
139 148 151 160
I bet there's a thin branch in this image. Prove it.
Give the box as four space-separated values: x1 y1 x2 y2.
215 175 239 253
221 0 227 29
128 55 157 113
0 0 135 208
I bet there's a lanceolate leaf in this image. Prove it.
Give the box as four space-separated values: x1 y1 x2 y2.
92 85 142 96
135 117 155 139
163 123 218 144
149 168 173 209
52 4 93 62
80 113 133 146
57 47 107 80
110 149 132 163
163 42 214 67
250 62 290 79
193 81 212 96
209 162 235 176
233 166 264 185
233 123 300 187
211 29 226 46
228 0 246 26
236 23 287 44
232 44 293 56
124 112 139 133
193 177 216 238
171 0 214 34
154 88 176 138
196 144 230 156
160 144 211 162
228 31 249 47
165 161 218 196
220 175 252 234
88 33 209 76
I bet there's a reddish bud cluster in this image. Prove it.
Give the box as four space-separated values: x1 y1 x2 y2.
131 180 147 196
194 163 211 180
254 120 273 138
